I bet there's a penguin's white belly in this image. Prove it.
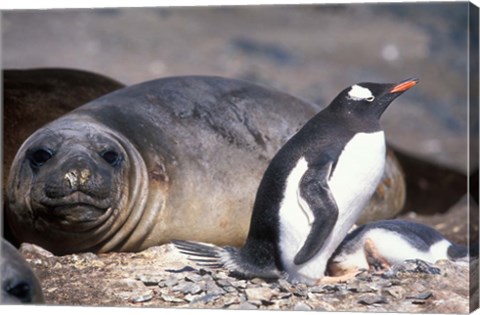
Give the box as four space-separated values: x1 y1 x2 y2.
333 230 452 272
278 131 386 284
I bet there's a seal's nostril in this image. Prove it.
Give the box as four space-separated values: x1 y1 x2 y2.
64 170 78 189
80 169 91 185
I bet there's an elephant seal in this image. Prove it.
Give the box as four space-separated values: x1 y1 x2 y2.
3 68 124 195
1 239 44 304
6 75 406 255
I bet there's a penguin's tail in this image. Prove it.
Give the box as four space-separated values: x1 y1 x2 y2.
172 240 282 280
172 240 224 268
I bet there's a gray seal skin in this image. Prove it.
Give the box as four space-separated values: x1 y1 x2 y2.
1 239 44 304
6 75 405 255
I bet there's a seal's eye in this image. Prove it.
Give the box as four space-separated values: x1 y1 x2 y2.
100 150 122 167
6 280 32 302
28 148 54 168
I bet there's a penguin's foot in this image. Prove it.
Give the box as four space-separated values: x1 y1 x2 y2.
364 238 391 271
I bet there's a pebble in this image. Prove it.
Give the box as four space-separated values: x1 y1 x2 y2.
293 301 312 311
191 293 222 304
136 274 163 286
230 280 248 289
404 259 441 275
383 286 406 299
159 276 179 288
245 287 275 304
172 282 203 295
185 274 203 282
131 292 154 303
19 243 55 257
406 292 433 300
218 296 240 307
160 293 184 303
231 301 258 310
204 280 225 295
357 294 388 305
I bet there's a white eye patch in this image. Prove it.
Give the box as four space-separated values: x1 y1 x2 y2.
347 85 375 102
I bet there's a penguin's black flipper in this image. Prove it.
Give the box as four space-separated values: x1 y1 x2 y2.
294 160 339 265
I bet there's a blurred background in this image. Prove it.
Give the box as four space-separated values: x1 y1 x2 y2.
3 2 477 172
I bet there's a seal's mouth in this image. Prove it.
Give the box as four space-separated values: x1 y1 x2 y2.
35 192 113 231
36 205 114 232
50 203 109 222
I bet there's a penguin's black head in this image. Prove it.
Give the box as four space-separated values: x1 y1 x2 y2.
329 78 418 120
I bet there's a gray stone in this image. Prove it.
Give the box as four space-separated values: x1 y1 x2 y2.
358 294 388 305
136 274 163 286
160 293 184 303
383 286 406 299
130 292 154 303
172 282 203 295
245 287 276 304
407 292 433 300
293 301 312 311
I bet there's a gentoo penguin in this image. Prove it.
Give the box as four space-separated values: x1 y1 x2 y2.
327 219 472 278
174 78 418 284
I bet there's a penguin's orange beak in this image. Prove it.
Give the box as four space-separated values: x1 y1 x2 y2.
390 78 419 93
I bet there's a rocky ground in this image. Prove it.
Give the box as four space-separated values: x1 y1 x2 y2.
19 241 476 313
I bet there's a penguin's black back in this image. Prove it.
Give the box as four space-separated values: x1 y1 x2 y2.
240 105 382 270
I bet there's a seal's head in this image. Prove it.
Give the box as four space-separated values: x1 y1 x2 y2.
1 239 45 304
6 116 150 254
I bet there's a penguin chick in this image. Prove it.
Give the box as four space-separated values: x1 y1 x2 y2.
327 219 471 278
174 78 418 285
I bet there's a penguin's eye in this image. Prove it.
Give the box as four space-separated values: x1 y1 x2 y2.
6 280 32 302
366 96 375 102
100 150 122 167
27 148 54 168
